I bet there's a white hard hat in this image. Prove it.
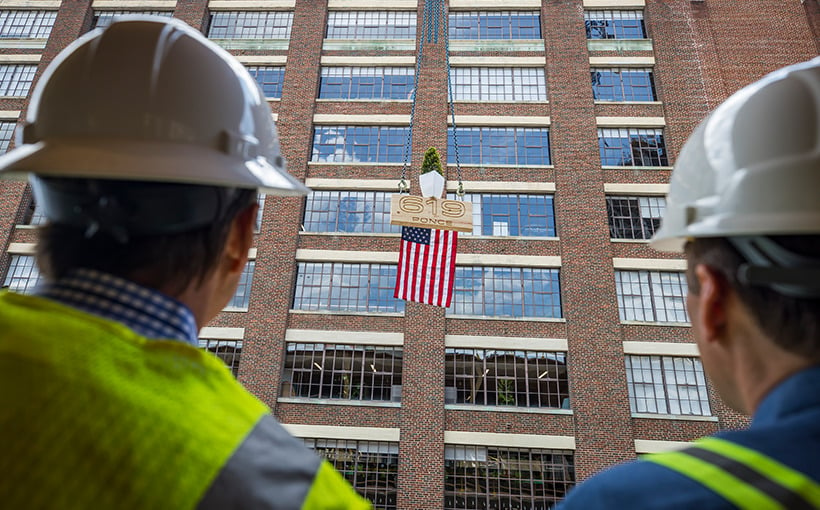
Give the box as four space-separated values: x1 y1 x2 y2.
651 57 820 253
0 17 309 196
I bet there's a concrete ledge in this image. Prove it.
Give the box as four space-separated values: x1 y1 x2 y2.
320 55 415 65
207 0 295 9
313 114 410 125
613 257 686 271
450 56 546 66
7 242 35 254
445 431 575 450
604 183 668 194
635 439 690 454
283 423 401 441
286 328 403 345
445 334 567 350
199 327 245 340
623 341 699 357
328 0 416 9
597 116 665 127
452 115 550 126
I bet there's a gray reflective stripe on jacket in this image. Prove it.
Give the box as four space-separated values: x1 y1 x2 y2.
198 414 322 509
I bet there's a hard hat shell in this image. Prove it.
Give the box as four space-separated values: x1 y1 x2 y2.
651 57 820 252
0 17 309 196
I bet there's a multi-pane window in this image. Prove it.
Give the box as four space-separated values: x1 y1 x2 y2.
444 445 575 510
319 67 414 100
304 439 399 510
303 191 399 234
255 194 266 232
450 267 562 318
0 120 15 153
0 64 36 97
283 343 403 402
585 10 646 39
615 270 688 323
592 68 656 102
208 11 293 39
598 128 668 167
449 11 541 39
606 195 666 240
199 339 243 377
326 11 415 39
225 260 255 310
311 126 408 163
293 262 405 313
92 11 173 28
446 193 556 237
448 127 551 166
452 67 546 102
246 66 284 99
3 255 41 294
626 355 711 416
0 10 56 38
446 348 568 408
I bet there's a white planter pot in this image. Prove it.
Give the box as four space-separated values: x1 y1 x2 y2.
419 172 445 198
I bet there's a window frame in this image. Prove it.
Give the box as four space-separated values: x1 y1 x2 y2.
304 438 399 509
199 339 243 377
293 262 405 314
246 66 285 99
448 11 542 40
283 342 403 402
445 347 569 408
444 444 575 509
318 66 415 100
223 260 255 311
448 127 551 166
3 254 41 294
614 269 689 323
92 10 173 29
207 11 294 39
446 193 556 238
449 266 562 319
0 10 56 39
626 354 712 416
591 67 656 102
311 126 409 164
303 190 400 234
0 64 37 97
584 10 646 40
452 67 547 102
606 195 666 240
598 128 668 167
325 11 416 40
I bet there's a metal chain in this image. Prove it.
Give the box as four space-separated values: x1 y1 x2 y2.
400 0 434 194
442 0 464 198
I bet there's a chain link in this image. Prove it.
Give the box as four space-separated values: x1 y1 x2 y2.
442 0 464 198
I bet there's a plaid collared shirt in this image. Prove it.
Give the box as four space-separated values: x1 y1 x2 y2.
37 268 199 346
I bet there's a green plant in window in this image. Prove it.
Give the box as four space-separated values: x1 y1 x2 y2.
496 379 517 406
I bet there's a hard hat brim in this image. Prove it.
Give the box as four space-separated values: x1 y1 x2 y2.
0 139 311 196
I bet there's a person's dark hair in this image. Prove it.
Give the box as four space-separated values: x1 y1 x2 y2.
685 236 820 359
36 186 257 296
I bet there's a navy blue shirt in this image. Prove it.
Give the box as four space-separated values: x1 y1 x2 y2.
557 366 820 509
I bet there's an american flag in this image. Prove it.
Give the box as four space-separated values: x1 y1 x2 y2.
394 226 458 307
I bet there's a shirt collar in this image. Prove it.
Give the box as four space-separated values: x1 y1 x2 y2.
37 268 199 346
752 365 820 427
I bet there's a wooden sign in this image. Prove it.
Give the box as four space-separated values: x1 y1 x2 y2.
390 194 473 233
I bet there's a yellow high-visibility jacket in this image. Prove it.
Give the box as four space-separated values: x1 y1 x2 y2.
0 291 371 509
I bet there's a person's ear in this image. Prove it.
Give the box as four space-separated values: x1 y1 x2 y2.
223 203 258 274
693 264 729 344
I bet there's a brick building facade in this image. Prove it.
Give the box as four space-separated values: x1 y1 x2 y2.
0 0 817 508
